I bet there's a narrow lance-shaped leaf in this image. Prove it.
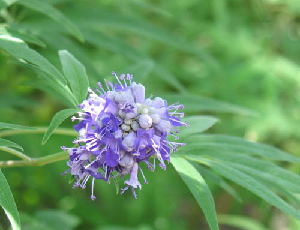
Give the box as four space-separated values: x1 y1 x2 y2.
0 122 37 130
15 0 84 42
171 157 219 230
59 50 89 103
42 109 81 145
0 169 21 230
0 138 23 151
191 162 242 203
218 215 270 230
185 155 300 221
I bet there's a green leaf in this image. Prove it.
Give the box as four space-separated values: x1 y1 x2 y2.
13 60 78 107
0 35 67 85
218 215 270 230
171 157 219 230
59 50 89 103
16 0 84 42
185 156 300 221
0 138 23 151
0 122 37 130
180 150 300 194
42 108 80 145
192 163 242 203
0 26 46 47
181 134 300 163
160 94 256 115
179 116 218 140
0 0 16 10
0 169 21 230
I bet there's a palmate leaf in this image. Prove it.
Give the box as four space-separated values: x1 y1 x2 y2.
0 169 20 230
184 155 300 221
15 0 84 42
171 157 219 230
42 108 81 145
59 50 89 104
0 138 23 151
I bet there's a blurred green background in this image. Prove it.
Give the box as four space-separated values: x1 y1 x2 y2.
1 0 300 229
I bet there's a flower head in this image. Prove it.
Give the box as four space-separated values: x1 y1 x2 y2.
63 72 187 199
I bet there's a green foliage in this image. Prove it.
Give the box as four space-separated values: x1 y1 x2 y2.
0 169 20 230
42 108 81 144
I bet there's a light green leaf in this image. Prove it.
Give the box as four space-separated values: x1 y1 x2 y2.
0 169 21 230
0 138 23 151
0 35 66 85
16 0 84 42
181 134 300 163
0 122 37 130
161 94 256 115
171 157 219 230
0 0 16 10
179 116 218 139
218 215 270 230
0 26 46 47
185 156 300 221
59 50 89 103
192 163 242 203
42 109 80 145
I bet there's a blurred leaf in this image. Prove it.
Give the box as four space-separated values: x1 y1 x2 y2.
192 163 242 203
0 26 46 47
161 94 256 115
0 138 23 150
171 157 219 230
42 108 80 145
16 0 84 42
0 122 37 130
0 169 20 230
0 0 16 10
218 215 270 230
59 50 89 103
182 134 300 163
185 156 300 221
179 116 218 139
35 210 81 230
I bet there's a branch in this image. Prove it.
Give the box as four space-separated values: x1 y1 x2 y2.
0 147 31 161
0 152 68 168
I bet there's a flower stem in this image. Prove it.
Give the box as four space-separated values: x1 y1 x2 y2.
0 127 77 138
0 152 68 168
0 146 32 161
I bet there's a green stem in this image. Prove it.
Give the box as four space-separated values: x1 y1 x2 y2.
0 146 31 161
0 152 68 168
0 127 77 138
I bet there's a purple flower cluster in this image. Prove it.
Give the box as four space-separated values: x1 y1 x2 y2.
62 72 187 199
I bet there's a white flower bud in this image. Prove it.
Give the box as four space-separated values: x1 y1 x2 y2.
151 114 161 124
124 119 132 125
139 114 152 129
121 132 136 152
148 107 156 114
121 124 131 131
106 91 117 101
115 92 134 104
131 121 139 131
119 110 125 118
155 119 172 133
141 107 149 114
144 98 152 107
